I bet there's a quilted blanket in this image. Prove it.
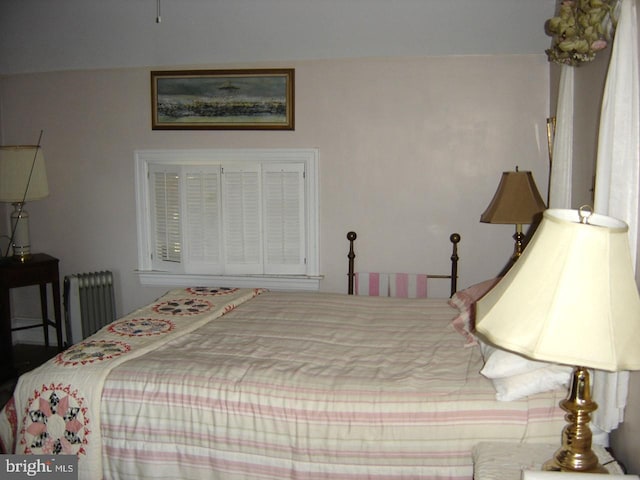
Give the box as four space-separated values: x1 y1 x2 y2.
0 287 262 478
100 292 565 479
1 290 566 479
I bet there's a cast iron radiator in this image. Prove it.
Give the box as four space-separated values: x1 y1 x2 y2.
63 271 116 345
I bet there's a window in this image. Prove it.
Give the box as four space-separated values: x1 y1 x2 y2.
135 149 320 290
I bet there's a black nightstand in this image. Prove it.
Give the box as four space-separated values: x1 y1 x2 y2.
0 254 63 381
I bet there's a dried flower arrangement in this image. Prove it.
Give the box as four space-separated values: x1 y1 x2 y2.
545 0 616 66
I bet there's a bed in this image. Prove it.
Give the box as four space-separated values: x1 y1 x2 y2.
0 233 568 480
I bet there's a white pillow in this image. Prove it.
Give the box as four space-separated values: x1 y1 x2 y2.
481 345 553 379
491 364 572 401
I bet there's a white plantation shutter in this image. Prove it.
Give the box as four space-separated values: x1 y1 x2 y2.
137 149 318 286
149 165 182 270
184 166 223 273
263 163 306 274
222 164 263 273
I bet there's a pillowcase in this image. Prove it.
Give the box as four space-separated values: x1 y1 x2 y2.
479 340 573 401
448 278 501 346
480 344 552 379
450 314 477 346
448 277 501 312
490 364 573 401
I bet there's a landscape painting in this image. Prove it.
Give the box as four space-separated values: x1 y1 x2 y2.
151 69 294 130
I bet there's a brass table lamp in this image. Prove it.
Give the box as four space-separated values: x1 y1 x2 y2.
481 169 546 259
0 145 49 262
476 207 640 473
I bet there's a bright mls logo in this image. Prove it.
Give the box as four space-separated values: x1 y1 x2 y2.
1 455 77 479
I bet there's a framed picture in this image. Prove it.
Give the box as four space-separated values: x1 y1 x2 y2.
151 69 295 130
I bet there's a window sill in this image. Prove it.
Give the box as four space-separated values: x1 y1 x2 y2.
136 271 323 291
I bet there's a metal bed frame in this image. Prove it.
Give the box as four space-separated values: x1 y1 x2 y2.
346 231 461 297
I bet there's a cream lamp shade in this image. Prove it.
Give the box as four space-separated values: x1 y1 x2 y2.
0 145 49 260
0 146 49 202
476 208 640 372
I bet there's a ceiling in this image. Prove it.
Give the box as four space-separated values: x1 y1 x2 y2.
0 0 557 75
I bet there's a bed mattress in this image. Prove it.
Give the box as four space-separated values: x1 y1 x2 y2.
1 289 566 479
98 291 566 479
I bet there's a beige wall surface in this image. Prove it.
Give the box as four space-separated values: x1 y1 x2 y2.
0 55 550 317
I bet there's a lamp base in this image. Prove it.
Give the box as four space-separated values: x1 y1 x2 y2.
0 255 31 265
10 202 32 262
542 367 608 474
542 456 608 473
512 224 525 259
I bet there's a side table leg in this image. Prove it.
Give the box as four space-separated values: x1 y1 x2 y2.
39 283 50 347
0 288 17 381
51 278 63 351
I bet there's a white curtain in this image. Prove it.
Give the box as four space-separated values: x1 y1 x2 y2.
592 0 639 434
549 66 574 208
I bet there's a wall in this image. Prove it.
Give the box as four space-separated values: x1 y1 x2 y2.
0 54 551 323
572 53 610 208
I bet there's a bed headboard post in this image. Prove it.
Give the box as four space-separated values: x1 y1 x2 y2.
449 233 461 297
347 231 357 295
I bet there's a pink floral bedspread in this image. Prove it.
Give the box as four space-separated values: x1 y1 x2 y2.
0 287 262 478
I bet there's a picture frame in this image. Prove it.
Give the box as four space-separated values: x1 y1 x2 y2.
151 69 295 130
